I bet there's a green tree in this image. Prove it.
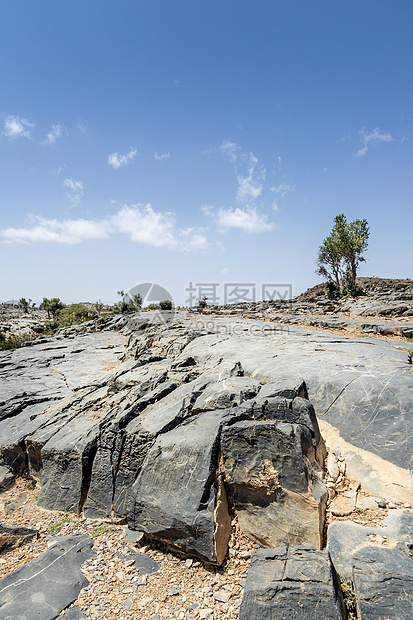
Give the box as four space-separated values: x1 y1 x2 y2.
18 298 29 313
40 297 51 318
41 297 64 319
114 290 142 313
130 293 142 310
316 214 369 297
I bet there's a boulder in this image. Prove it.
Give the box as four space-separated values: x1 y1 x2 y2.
128 409 231 564
0 467 14 493
220 395 326 549
239 547 345 619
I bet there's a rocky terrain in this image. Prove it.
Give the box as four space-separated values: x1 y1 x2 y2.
0 306 49 338
0 277 412 619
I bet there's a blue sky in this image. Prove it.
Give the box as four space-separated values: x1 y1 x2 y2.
1 1 412 306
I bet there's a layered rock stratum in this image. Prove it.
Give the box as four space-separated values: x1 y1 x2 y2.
1 277 413 618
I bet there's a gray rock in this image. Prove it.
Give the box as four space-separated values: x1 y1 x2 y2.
0 466 14 493
0 534 94 620
0 523 38 553
122 597 133 610
128 409 231 564
239 547 345 619
60 607 85 619
353 546 413 619
182 317 413 473
327 509 413 580
129 552 160 575
220 396 326 549
83 375 178 518
122 527 144 543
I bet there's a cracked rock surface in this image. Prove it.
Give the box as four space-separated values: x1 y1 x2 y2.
0 311 412 565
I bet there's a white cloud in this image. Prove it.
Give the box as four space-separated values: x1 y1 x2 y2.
2 115 35 139
77 119 87 134
219 140 266 204
64 178 84 206
108 147 137 169
236 168 263 202
270 183 293 198
154 152 170 160
216 206 276 234
0 203 208 251
42 124 62 145
355 127 393 158
220 140 241 163
113 204 176 247
0 215 109 245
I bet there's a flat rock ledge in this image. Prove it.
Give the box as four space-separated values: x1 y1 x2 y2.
0 534 94 620
239 546 346 619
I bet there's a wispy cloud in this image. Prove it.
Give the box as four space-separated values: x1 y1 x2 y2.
64 178 84 207
270 183 293 198
154 152 170 160
0 203 208 251
42 124 62 145
216 206 276 234
354 127 393 158
108 147 137 169
219 140 265 204
2 115 35 139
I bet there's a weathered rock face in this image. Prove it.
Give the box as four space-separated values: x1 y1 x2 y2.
0 310 412 563
239 547 346 620
353 546 413 620
128 409 230 564
220 394 326 549
327 509 413 580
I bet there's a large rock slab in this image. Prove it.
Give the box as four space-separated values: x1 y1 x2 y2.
181 316 413 483
327 509 413 580
220 394 326 549
353 546 413 619
0 534 94 620
239 547 345 619
128 409 231 564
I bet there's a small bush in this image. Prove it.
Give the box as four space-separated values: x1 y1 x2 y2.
145 303 161 310
159 299 173 310
0 333 34 351
327 282 341 300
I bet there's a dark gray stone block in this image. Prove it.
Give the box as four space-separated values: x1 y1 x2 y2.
327 509 413 580
0 467 14 493
220 400 326 549
239 547 345 619
131 552 160 575
353 546 413 619
0 534 94 620
128 409 231 564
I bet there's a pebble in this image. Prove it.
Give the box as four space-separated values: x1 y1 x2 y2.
122 597 133 610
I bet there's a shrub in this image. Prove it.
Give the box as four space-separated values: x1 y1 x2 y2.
159 299 173 310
